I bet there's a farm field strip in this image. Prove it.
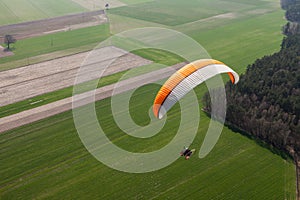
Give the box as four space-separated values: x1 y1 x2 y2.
0 48 184 118
0 10 107 41
108 13 167 34
0 0 86 25
0 44 97 71
0 62 185 133
108 0 277 26
0 24 111 70
71 0 126 10
185 9 285 74
119 0 155 5
173 5 279 32
0 46 152 106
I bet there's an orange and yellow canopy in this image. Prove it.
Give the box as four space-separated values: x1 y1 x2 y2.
153 59 239 119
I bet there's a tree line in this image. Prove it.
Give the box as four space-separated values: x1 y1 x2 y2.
224 35 299 157
203 0 300 160
281 0 300 35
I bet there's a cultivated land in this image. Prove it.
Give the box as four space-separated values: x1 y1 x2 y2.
0 0 87 25
108 0 279 26
0 63 185 133
0 24 111 71
0 0 296 199
0 10 107 42
72 0 126 10
0 46 152 106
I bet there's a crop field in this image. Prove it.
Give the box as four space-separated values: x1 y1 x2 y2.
187 10 285 74
0 0 86 25
0 24 110 69
108 0 278 26
71 0 126 10
0 49 183 118
108 0 284 73
0 0 296 199
68 0 155 11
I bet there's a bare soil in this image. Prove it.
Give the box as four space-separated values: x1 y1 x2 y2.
0 10 108 42
0 46 152 106
0 63 185 133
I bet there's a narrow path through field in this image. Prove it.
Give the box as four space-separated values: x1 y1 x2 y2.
0 63 185 133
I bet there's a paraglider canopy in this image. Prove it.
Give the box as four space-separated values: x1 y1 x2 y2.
153 59 239 119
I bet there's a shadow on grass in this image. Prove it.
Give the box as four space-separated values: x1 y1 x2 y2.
3 47 15 52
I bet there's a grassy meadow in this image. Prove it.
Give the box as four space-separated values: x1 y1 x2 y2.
0 0 296 199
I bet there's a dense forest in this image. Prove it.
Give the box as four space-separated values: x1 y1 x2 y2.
220 34 299 157
203 1 300 158
281 0 300 35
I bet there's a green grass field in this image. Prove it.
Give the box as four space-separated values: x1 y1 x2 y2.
0 0 86 25
0 0 296 199
0 84 296 199
185 9 285 74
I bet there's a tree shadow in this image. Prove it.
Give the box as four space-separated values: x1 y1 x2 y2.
202 109 293 161
3 47 15 52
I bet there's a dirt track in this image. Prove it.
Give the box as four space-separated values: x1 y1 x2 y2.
0 46 152 106
0 10 107 42
0 63 185 133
